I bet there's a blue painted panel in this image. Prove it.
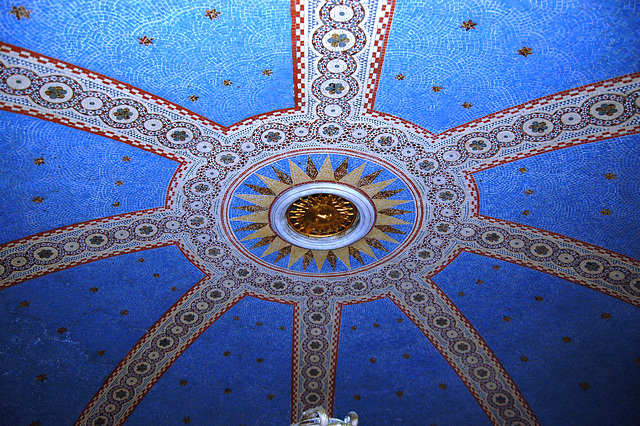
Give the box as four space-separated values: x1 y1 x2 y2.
0 0 294 126
475 135 640 259
432 252 640 425
334 298 491 425
128 296 293 425
377 0 640 133
0 245 204 424
0 111 178 244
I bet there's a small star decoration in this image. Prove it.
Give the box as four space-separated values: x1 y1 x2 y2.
29 421 42 426
601 209 611 216
579 382 590 390
205 8 221 19
120 310 128 316
518 47 533 57
153 273 160 278
138 36 154 46
19 301 30 308
36 374 48 382
223 351 230 356
188 95 199 102
179 379 188 386
458 291 465 296
33 157 45 165
122 156 131 162
256 358 264 363
519 167 527 173
522 210 530 216
520 355 529 362
262 69 273 76
460 20 477 31
432 86 442 92
267 394 275 400
223 80 232 86
182 417 191 424
525 189 534 195
373 323 380 328
112 201 121 207
115 180 124 186
492 265 500 270
396 318 403 323
462 102 473 109
600 312 611 320
604 173 617 180
369 358 377 363
97 350 106 356
224 388 232 394
476 279 483 284
395 73 405 80
534 296 543 302
9 5 32 20
32 196 44 203
354 395 361 400
170 286 177 291
57 327 67 334
561 336 572 343
396 390 404 397
438 383 447 390
402 353 410 359
503 316 512 322
351 325 357 330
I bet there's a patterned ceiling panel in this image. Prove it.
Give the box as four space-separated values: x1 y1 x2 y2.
0 0 639 425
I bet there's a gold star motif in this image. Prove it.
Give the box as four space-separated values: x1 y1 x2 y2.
171 286 177 291
122 156 131 162
256 358 264 363
30 421 42 426
115 180 124 186
97 350 106 356
604 173 617 180
492 265 500 270
267 393 275 400
351 325 357 330
396 390 403 397
32 196 44 203
120 310 128 316
458 291 465 296
635 357 640 366
57 327 67 334
519 167 527 173
138 258 145 262
534 296 543 302
354 394 361 400
223 80 232 86
280 326 286 330
205 8 221 19
561 336 572 343
518 47 533 57
224 388 232 394
525 189 533 195
9 5 31 20
182 417 191 424
369 358 376 363
579 382 590 390
396 318 403 323
19 301 30 308
462 102 473 109
179 379 188 386
112 201 120 207
601 209 611 216
432 86 442 92
188 95 199 102
503 316 512 322
33 157 45 165
460 20 477 30
223 351 230 356
522 210 530 216
520 355 529 362
438 383 447 390
138 36 154 46
373 323 380 328
395 73 405 80
256 322 262 326
476 279 483 284
600 312 611 320
233 316 239 321
153 273 160 278
262 69 273 76
402 353 410 359
35 374 47 382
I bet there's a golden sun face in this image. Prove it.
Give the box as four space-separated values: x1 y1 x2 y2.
286 193 357 237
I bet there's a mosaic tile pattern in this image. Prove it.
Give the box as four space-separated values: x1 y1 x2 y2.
0 0 639 425
376 0 640 133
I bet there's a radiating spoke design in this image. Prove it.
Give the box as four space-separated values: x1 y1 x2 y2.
75 275 245 426
0 208 181 287
0 42 225 160
291 297 342 422
388 279 540 426
453 216 640 307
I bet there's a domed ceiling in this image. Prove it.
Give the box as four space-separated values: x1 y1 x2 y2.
1 0 640 425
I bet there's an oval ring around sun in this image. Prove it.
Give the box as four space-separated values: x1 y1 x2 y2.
222 151 422 275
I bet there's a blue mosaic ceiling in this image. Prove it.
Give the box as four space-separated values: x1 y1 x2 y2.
1 1 639 425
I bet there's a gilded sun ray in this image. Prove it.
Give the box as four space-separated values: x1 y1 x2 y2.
229 154 416 273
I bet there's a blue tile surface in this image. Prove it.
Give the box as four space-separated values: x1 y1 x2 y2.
475 135 640 259
0 110 179 244
0 0 295 126
433 252 640 425
377 0 640 133
0 245 203 424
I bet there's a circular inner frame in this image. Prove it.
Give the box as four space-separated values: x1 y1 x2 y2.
286 193 358 237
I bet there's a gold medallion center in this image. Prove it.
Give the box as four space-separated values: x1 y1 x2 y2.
286 193 357 237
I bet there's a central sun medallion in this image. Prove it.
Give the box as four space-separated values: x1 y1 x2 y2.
223 153 420 274
286 193 357 237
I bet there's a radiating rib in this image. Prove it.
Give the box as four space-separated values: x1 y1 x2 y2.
291 299 341 422
75 275 245 426
389 281 540 426
454 215 640 307
436 73 640 173
0 208 178 288
0 42 224 160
